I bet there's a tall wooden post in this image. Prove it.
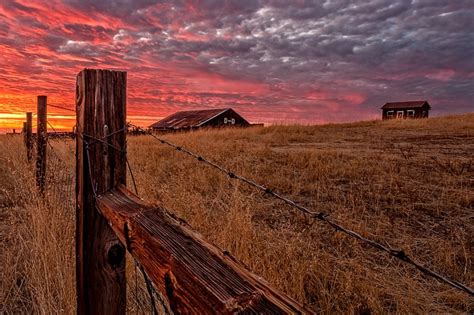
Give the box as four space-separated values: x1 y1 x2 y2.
76 69 127 314
36 97 47 191
26 112 33 162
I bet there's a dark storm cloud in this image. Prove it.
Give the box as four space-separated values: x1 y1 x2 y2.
63 24 115 41
63 0 158 17
0 0 473 126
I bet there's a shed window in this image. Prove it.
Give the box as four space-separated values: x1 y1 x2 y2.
387 110 394 117
224 118 228 123
407 110 415 117
231 118 235 124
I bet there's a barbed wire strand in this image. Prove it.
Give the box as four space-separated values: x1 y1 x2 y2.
82 133 126 153
76 125 474 297
85 125 129 147
138 265 159 315
47 121 57 133
48 104 75 112
127 123 474 297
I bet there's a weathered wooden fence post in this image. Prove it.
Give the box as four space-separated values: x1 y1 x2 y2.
26 112 33 162
36 97 47 191
76 69 127 314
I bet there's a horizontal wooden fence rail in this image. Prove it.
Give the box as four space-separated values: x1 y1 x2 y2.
97 185 308 314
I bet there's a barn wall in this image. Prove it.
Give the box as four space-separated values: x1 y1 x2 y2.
382 106 430 120
202 110 250 127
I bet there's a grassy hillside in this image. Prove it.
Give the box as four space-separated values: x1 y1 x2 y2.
1 114 473 313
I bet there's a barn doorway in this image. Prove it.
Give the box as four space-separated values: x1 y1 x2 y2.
397 111 404 119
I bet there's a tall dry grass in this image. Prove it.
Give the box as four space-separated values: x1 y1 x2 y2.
0 137 75 314
1 114 473 314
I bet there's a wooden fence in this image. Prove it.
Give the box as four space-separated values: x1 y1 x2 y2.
19 68 474 314
19 98 48 192
74 69 309 314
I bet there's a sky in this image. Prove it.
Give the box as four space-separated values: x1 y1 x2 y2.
0 0 473 131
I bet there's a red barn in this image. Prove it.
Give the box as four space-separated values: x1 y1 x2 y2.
381 101 431 120
149 108 250 131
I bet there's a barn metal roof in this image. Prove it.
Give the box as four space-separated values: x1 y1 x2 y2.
381 101 430 109
149 108 230 129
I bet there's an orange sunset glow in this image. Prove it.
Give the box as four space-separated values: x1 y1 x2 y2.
1 1 473 132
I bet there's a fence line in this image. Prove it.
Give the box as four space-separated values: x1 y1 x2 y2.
74 68 310 314
128 122 474 297
21 69 473 315
27 108 474 298
22 102 173 314
46 132 160 314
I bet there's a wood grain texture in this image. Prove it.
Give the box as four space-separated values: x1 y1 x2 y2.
76 69 127 315
97 185 312 314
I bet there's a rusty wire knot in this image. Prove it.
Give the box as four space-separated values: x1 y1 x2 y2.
391 249 408 260
312 212 328 220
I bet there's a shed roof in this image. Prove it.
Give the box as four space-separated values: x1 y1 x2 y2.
149 108 231 129
381 101 430 109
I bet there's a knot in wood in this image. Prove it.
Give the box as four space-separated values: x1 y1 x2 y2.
107 243 125 269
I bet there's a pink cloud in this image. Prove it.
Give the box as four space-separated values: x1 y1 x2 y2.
0 1 473 131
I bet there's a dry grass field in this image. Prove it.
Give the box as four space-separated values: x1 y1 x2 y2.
1 114 473 314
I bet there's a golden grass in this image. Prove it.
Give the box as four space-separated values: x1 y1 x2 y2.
0 136 76 314
1 114 473 314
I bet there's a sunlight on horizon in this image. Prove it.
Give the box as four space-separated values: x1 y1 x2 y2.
0 112 162 133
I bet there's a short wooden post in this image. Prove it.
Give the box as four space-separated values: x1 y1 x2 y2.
36 97 47 191
26 112 33 162
76 69 127 314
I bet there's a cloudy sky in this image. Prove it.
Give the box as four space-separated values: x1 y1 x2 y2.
0 0 473 130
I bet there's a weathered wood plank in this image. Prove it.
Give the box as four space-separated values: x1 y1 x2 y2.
97 185 312 314
76 69 127 315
